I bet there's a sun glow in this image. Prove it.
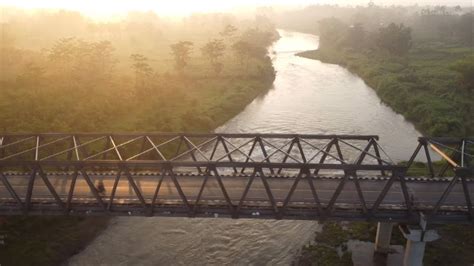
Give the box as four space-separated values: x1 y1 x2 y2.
0 0 244 18
1 0 471 20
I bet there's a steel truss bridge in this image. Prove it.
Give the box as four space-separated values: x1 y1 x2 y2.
0 133 472 224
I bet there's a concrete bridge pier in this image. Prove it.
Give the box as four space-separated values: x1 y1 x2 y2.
399 225 439 266
374 222 394 253
373 222 394 264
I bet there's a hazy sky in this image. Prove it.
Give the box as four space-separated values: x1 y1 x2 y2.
0 0 471 17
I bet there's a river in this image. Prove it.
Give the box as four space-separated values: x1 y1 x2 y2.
69 30 422 265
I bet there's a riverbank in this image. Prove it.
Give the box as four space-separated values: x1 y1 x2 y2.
0 39 277 265
296 44 474 265
0 72 276 266
297 43 473 137
296 222 474 266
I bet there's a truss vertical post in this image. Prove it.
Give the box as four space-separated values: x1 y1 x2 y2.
372 140 386 176
236 168 258 217
211 167 235 217
107 170 122 211
277 138 296 174
334 139 345 163
423 142 435 178
314 139 335 175
406 142 423 171
257 167 279 218
306 169 324 216
183 137 203 173
38 167 66 211
66 169 78 212
149 170 166 216
25 167 37 213
0 171 23 208
219 137 238 173
371 171 397 216
460 175 473 221
431 175 459 217
192 167 210 216
257 137 274 174
80 169 107 211
168 166 191 212
281 168 304 215
240 138 257 174
326 170 350 215
0 136 5 159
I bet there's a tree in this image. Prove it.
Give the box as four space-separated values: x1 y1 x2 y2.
456 13 473 45
317 18 347 50
90 41 116 81
201 39 226 76
346 23 366 50
231 40 251 68
231 40 266 73
48 38 117 87
170 41 193 74
219 24 237 43
451 56 474 92
130 54 153 93
241 28 276 48
376 23 412 56
48 37 77 77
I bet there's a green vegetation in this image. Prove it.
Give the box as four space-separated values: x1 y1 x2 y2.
0 15 277 133
298 43 473 137
0 216 109 266
297 222 405 266
425 224 474 266
298 223 353 266
298 222 474 266
291 4 473 266
283 4 473 137
0 9 277 265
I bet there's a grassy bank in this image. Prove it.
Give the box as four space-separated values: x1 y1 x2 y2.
0 72 275 266
297 43 473 137
0 76 275 266
296 44 474 265
296 222 474 266
0 216 109 266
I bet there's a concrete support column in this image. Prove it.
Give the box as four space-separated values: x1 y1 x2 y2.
404 239 428 266
374 222 394 253
399 225 439 266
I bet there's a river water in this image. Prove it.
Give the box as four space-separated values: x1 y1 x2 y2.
69 30 422 265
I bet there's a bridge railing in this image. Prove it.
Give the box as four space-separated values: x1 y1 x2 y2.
0 133 394 174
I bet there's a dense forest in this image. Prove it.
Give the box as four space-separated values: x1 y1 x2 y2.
286 4 474 137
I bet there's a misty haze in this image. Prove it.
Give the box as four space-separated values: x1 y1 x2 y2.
0 1 473 266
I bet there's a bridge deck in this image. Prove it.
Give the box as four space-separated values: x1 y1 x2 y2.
1 172 472 223
0 133 472 223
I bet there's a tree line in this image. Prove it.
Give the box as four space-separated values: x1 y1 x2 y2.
316 16 473 93
0 13 278 133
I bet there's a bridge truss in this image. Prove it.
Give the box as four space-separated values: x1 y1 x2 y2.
0 133 472 224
